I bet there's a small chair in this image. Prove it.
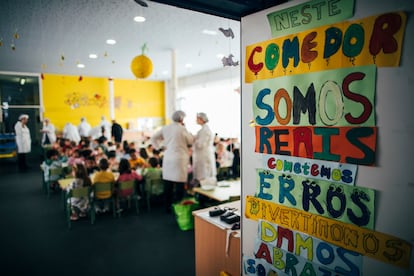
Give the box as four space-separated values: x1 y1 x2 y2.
92 182 116 219
65 186 94 229
43 167 64 198
116 180 140 217
146 178 163 212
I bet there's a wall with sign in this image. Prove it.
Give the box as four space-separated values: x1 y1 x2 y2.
241 0 414 275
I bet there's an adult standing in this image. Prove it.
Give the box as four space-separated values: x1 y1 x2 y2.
78 117 91 140
111 119 123 144
100 116 112 141
192 112 216 182
151 110 194 212
40 118 57 147
62 122 81 144
14 114 31 171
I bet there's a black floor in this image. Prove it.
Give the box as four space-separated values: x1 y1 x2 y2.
0 152 195 276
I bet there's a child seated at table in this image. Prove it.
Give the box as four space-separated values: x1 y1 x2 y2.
92 158 115 213
115 158 143 212
66 163 92 221
142 157 163 198
40 148 63 190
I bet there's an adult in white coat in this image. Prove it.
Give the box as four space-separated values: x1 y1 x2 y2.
99 116 112 141
192 112 217 182
40 118 57 146
78 117 91 139
14 114 31 171
62 122 81 144
151 110 193 212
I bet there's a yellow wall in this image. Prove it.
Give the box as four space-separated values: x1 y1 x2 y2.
41 74 165 131
113 79 165 128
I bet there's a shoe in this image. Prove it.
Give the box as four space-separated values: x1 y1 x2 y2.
70 214 79 221
79 212 86 218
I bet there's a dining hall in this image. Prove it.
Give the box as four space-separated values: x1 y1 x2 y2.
1 0 414 275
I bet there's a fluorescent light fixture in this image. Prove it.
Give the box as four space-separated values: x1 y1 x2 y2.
185 63 193 68
216 54 225 59
20 78 25 85
106 39 116 45
134 16 146 22
89 53 98 59
202 29 217 35
162 70 169 75
77 63 85 68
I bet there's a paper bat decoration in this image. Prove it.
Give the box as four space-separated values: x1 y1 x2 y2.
221 54 239 67
218 27 234 39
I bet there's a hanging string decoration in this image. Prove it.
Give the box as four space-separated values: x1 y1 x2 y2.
221 54 239 67
218 27 234 39
130 43 153 79
218 26 239 67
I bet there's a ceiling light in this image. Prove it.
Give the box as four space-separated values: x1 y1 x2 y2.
106 39 116 45
202 29 217 35
185 63 193 68
20 78 25 85
89 54 98 59
77 64 85 68
216 54 225 59
134 16 146 22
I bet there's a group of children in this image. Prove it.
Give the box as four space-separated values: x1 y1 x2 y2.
41 136 163 221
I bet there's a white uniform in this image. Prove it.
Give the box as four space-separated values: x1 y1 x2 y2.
41 122 57 145
62 123 81 144
100 117 112 140
14 121 31 153
78 119 91 138
192 124 216 181
151 122 194 182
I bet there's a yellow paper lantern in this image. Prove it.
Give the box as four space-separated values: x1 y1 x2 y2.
130 54 153 79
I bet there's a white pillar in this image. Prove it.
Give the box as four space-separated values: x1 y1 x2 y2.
165 49 178 123
109 78 115 119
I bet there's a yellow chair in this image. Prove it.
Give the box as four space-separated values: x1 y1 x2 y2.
65 186 94 229
116 180 140 217
92 182 116 219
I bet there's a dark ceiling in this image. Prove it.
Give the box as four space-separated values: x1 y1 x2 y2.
151 0 288 21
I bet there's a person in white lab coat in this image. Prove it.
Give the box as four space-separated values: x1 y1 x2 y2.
151 110 194 212
100 116 111 141
192 112 217 182
62 122 81 144
78 117 91 139
40 118 57 147
14 114 31 171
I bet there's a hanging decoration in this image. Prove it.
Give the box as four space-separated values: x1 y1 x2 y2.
130 43 153 79
218 27 234 39
221 54 239 67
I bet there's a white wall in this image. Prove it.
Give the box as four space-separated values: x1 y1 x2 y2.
241 0 414 275
177 67 241 138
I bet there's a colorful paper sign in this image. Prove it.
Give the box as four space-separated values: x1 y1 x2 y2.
246 220 362 275
253 65 376 127
267 0 355 38
261 154 357 185
246 12 407 83
255 125 377 165
254 169 375 228
245 196 412 268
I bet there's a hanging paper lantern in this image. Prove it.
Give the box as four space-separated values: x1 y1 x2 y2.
130 43 153 79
